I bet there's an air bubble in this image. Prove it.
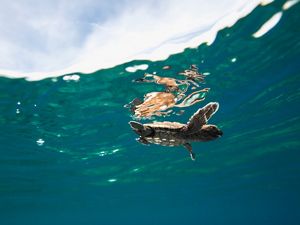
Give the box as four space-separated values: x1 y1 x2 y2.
36 138 45 146
108 179 117 183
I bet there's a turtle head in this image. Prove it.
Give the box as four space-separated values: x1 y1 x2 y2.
129 121 153 137
200 125 223 140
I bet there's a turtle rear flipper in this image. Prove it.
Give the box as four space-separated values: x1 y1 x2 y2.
129 121 154 137
183 143 196 161
185 102 219 133
136 137 150 145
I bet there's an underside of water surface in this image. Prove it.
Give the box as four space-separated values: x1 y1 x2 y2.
0 1 300 225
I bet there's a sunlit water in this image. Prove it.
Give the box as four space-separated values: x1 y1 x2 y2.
1 1 300 225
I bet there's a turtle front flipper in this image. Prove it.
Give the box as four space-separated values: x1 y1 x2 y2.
185 102 219 134
183 143 196 161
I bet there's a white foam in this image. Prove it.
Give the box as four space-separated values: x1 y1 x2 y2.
0 0 269 81
260 0 274 6
283 0 299 10
125 64 149 73
62 74 80 81
252 12 283 38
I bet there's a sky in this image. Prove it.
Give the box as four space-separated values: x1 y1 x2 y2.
0 0 275 80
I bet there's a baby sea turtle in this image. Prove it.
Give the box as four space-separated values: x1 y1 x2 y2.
129 102 222 160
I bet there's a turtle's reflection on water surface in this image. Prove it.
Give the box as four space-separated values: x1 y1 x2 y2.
126 65 222 160
127 88 209 118
126 65 209 119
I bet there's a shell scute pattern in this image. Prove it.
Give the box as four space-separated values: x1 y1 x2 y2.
144 121 185 130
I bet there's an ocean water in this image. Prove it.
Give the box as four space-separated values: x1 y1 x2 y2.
1 1 300 225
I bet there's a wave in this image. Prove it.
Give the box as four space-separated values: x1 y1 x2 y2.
0 0 283 81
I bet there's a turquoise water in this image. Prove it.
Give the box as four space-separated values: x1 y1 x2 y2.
1 1 300 225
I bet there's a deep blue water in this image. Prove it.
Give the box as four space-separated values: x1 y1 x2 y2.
1 1 300 225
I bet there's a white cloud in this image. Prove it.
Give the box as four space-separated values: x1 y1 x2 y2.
0 0 265 80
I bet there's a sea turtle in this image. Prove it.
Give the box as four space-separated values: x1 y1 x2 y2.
129 102 222 160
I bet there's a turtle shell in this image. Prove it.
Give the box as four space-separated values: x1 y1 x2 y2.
143 121 187 146
144 121 185 130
